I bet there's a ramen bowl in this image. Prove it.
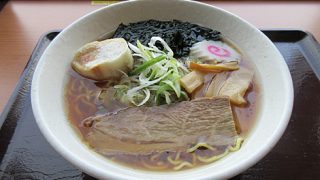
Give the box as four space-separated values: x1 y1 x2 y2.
31 0 293 179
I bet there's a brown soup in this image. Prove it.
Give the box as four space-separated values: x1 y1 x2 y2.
65 65 259 171
65 20 259 171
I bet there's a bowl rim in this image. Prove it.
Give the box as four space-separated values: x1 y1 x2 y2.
31 0 294 179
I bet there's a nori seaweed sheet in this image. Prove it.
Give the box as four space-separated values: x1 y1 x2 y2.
112 20 221 58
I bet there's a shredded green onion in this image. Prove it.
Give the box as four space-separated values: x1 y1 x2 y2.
129 55 166 76
114 37 189 106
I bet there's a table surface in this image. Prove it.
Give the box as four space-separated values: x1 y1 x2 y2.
0 0 320 114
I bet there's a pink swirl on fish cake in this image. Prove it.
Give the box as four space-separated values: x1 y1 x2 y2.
207 45 230 57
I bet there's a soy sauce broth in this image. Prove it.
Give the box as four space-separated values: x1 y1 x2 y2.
64 22 259 171
64 64 259 171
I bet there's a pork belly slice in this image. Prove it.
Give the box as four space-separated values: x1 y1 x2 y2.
85 97 238 155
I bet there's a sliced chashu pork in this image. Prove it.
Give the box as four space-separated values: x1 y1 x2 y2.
85 97 238 155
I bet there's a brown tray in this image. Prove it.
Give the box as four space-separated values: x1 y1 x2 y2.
0 30 319 179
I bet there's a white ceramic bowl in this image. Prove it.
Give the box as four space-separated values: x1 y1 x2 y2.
31 0 293 179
